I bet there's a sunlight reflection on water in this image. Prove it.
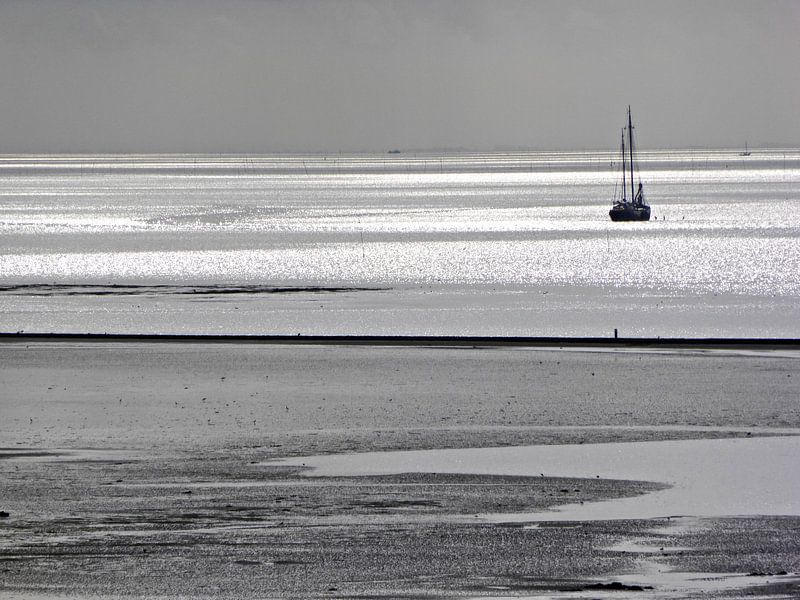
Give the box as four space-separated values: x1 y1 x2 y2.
1 150 798 334
1 235 795 296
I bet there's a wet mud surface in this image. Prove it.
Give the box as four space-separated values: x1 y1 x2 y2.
1 342 799 598
2 449 798 598
0 450 665 598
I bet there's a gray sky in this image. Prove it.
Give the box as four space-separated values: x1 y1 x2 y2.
1 0 798 153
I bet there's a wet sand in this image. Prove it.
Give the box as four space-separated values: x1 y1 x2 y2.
1 339 799 598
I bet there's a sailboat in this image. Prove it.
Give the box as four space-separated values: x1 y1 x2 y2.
739 142 751 156
609 107 651 222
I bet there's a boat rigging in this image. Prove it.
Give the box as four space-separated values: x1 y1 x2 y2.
609 107 651 222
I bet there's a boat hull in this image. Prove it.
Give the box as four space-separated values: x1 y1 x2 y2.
609 204 650 222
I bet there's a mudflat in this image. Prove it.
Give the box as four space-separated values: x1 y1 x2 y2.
1 340 799 598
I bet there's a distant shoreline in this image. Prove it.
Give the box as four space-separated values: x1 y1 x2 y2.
2 332 799 350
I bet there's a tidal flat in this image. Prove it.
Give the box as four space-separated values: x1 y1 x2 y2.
1 340 799 599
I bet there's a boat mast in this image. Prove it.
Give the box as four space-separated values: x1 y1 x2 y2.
620 128 626 201
627 106 635 204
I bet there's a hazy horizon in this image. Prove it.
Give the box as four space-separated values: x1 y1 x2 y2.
2 144 798 156
1 0 798 154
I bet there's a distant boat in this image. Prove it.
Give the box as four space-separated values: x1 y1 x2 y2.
739 142 751 156
609 107 651 222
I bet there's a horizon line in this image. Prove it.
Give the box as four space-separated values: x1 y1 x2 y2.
0 145 799 157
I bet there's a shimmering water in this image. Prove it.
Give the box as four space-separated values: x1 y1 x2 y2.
1 150 798 335
271 435 800 519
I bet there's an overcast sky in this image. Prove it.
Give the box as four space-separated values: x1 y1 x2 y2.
1 0 798 153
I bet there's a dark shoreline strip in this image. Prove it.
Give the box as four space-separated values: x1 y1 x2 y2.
0 284 384 296
1 332 799 350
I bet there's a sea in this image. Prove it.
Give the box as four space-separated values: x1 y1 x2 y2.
1 149 798 337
